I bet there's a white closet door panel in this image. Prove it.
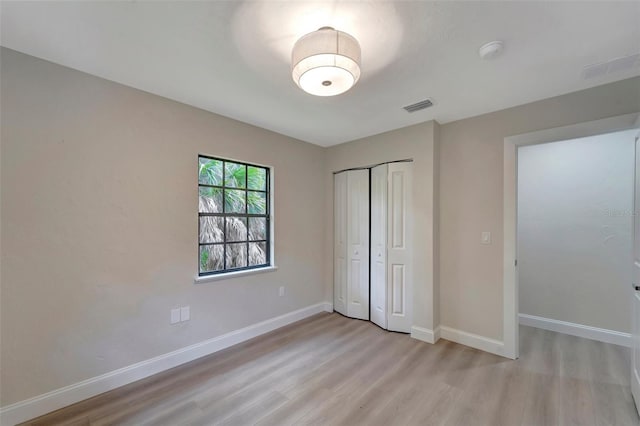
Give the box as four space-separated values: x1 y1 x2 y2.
387 163 413 332
370 164 388 328
391 264 405 314
347 169 370 320
349 258 363 305
333 172 348 316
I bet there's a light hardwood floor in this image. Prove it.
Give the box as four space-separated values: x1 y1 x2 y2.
21 312 639 426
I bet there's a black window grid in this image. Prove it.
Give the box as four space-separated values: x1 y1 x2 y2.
198 155 271 276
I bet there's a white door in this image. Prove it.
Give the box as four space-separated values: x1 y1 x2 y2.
347 169 370 320
370 164 388 328
333 172 348 316
632 130 640 417
387 162 413 332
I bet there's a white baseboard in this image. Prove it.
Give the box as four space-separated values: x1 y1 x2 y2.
410 325 441 344
439 325 506 357
519 313 632 348
0 302 330 426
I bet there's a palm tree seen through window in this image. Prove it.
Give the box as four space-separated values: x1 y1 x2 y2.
198 156 270 275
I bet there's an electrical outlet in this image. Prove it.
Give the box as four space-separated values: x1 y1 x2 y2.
180 306 190 322
170 308 181 324
279 286 285 297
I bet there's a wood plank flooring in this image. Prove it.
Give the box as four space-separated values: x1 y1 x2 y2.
21 312 639 425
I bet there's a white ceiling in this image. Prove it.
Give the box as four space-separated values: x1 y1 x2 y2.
2 1 639 147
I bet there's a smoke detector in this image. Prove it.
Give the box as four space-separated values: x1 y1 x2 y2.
479 41 504 60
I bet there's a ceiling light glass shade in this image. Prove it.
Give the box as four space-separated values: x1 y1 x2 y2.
292 27 361 96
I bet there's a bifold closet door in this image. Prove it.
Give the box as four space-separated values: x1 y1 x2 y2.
333 172 348 316
346 169 370 320
386 162 413 332
370 162 413 332
371 164 388 329
334 169 370 320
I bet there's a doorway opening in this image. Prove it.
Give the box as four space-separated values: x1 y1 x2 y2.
502 112 640 360
517 129 635 344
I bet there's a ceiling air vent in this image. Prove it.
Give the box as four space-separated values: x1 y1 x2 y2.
582 53 640 79
403 99 434 113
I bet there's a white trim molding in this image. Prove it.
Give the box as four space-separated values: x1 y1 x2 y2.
0 303 330 426
439 326 506 357
503 134 519 360
519 314 632 348
410 325 441 344
194 266 278 283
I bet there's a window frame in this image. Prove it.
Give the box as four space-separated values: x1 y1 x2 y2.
197 154 272 277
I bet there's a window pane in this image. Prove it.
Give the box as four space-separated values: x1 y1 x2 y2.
225 217 247 242
198 156 270 276
224 189 246 213
199 186 222 213
247 191 266 214
200 217 224 243
224 162 246 188
226 243 248 269
200 244 224 273
199 158 223 186
247 166 266 191
249 242 267 266
248 217 267 241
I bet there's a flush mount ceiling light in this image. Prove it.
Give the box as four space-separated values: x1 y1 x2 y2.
291 27 361 97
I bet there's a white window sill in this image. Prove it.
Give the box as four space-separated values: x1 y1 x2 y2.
194 266 278 284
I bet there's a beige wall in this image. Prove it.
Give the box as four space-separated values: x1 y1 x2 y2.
439 76 640 340
324 121 439 333
0 48 327 406
3 45 640 408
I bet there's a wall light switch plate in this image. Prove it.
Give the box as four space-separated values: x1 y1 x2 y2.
279 286 285 297
481 231 492 245
170 308 181 324
180 306 190 322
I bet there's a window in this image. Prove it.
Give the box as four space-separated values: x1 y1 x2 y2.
198 155 270 276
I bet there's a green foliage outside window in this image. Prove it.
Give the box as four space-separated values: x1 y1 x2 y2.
198 157 269 274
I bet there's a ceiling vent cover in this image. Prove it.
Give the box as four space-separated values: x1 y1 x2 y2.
403 99 434 113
